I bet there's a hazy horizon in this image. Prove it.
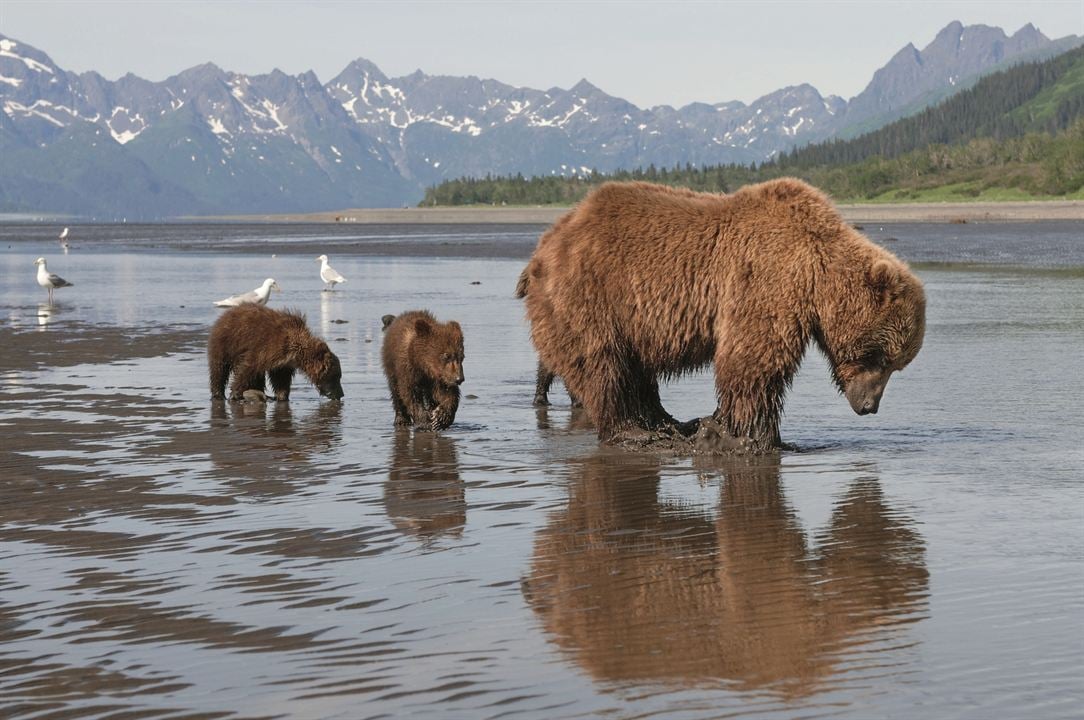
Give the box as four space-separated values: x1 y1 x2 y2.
2 1 1081 108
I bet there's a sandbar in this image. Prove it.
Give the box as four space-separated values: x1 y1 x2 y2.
205 200 1084 225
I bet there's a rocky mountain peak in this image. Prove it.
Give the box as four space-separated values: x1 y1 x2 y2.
1 21 1079 217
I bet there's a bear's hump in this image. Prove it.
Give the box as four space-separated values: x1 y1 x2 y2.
583 181 723 210
732 177 846 239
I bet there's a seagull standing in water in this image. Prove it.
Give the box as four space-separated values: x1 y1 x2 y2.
213 278 281 307
317 254 346 291
35 257 73 304
59 227 70 253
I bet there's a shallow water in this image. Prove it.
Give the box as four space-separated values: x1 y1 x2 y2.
1 223 1082 719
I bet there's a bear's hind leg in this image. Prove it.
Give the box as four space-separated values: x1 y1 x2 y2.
535 361 582 408
559 349 642 442
229 363 265 401
533 361 555 406
387 377 412 426
209 358 231 399
268 367 294 401
629 365 684 433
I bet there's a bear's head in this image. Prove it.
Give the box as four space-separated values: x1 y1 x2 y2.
833 260 925 416
413 316 465 388
310 342 345 400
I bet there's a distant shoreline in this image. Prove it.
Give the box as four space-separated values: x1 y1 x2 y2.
5 200 1082 226
204 200 1084 225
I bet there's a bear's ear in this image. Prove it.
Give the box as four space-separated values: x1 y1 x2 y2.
867 260 901 300
447 320 462 339
414 317 432 335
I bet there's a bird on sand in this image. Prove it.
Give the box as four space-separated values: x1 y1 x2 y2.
59 227 70 253
35 257 73 303
317 254 346 291
213 278 281 307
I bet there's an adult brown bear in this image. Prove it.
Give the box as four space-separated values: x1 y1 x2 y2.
208 305 344 401
520 179 925 452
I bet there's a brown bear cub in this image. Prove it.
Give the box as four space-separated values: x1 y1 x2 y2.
208 304 344 402
520 178 925 453
381 311 465 431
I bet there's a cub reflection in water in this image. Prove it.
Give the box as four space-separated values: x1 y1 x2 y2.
523 453 928 696
384 430 466 540
207 400 343 490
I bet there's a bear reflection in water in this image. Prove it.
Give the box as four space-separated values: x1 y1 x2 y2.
534 405 594 433
208 400 343 491
523 454 928 695
384 430 465 540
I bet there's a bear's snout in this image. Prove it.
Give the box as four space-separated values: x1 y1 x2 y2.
857 396 880 415
321 383 345 400
845 367 891 416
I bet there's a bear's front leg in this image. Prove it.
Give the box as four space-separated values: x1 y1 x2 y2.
710 402 781 454
429 386 460 431
268 367 294 401
712 380 785 451
408 393 432 431
713 334 794 453
694 416 755 454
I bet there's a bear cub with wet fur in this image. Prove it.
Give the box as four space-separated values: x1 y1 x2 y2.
382 310 465 431
208 304 344 401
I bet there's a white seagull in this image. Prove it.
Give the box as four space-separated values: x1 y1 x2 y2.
317 254 346 291
34 257 73 303
59 227 70 253
214 278 281 307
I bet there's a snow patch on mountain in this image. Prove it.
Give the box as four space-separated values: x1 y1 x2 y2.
0 39 54 74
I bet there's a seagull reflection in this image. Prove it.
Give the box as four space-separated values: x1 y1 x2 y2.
523 453 928 697
36 302 53 329
384 429 465 541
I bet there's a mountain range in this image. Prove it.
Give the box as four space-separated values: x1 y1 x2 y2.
1 21 1080 218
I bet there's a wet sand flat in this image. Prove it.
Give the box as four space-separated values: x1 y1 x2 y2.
1 222 1082 719
208 199 1084 224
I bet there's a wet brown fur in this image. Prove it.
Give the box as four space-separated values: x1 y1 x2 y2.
516 269 581 408
208 304 344 401
381 310 465 431
521 178 926 451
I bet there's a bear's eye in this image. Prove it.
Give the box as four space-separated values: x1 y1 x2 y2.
862 349 886 367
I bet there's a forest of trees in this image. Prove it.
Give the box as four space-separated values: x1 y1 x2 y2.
422 46 1084 206
778 45 1084 168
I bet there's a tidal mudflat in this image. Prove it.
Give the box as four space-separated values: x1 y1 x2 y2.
1 222 1082 719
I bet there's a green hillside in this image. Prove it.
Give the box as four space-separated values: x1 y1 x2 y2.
423 46 1084 206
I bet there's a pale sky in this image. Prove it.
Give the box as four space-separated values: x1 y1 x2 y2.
1 1 1081 108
